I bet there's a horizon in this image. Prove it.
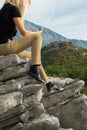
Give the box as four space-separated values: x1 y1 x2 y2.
0 0 87 41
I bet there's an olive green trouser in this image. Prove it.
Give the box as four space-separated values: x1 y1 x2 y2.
0 34 49 83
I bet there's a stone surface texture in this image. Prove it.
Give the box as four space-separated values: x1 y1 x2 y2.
0 54 86 130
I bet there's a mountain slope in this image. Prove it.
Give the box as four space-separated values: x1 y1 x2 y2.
15 20 68 47
41 41 87 82
70 39 87 48
24 20 68 47
15 20 87 48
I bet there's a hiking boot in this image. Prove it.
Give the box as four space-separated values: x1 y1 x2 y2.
27 65 45 83
46 81 64 93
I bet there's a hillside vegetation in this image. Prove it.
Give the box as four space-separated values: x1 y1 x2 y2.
42 41 87 84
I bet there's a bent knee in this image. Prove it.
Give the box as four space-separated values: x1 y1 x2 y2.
34 33 42 41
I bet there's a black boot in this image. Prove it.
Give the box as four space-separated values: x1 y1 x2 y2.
46 81 64 92
27 65 45 83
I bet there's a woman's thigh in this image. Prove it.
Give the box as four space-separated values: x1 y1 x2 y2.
0 34 37 55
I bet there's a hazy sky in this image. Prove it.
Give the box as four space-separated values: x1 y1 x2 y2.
0 0 87 40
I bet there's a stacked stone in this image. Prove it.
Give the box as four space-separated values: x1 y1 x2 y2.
42 77 87 130
0 54 73 130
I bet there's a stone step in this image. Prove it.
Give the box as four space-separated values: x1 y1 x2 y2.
0 115 20 129
59 128 73 130
21 115 60 130
2 122 23 130
0 76 42 95
20 83 43 97
9 123 24 130
0 92 23 115
0 63 29 81
29 103 45 119
24 93 43 107
0 54 29 71
0 104 26 122
58 95 87 130
42 80 84 108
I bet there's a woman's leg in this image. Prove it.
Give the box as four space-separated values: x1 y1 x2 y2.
0 34 42 65
0 34 44 82
18 51 65 92
40 65 49 83
18 50 50 83
0 36 63 91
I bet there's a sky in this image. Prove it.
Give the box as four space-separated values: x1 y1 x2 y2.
0 0 87 40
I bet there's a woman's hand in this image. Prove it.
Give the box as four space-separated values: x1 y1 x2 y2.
31 29 42 35
35 29 42 34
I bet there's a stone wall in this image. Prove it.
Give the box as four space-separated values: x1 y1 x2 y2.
0 54 86 130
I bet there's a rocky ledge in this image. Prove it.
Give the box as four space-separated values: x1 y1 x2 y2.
0 54 87 130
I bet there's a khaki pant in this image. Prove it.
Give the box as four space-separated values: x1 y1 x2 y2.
0 33 49 83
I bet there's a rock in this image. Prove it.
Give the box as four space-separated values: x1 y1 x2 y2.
59 128 73 130
29 103 45 119
0 77 34 94
57 95 87 130
42 80 84 108
0 54 29 71
3 123 24 130
49 77 75 88
21 116 60 130
23 89 44 107
0 76 43 95
0 63 30 81
0 92 23 115
20 83 43 97
9 123 24 130
0 54 87 130
46 103 61 117
0 105 26 128
19 111 29 123
0 82 21 94
0 104 26 121
0 115 20 128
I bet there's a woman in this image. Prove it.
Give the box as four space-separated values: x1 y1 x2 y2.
0 0 62 92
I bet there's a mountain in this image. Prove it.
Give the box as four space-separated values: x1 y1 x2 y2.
24 20 68 47
15 20 68 47
70 39 87 48
41 41 87 83
15 20 87 48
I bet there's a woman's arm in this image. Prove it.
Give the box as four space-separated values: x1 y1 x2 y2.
13 17 41 36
